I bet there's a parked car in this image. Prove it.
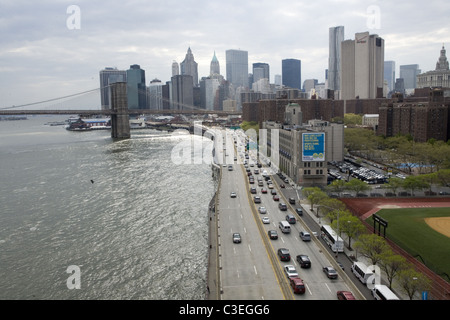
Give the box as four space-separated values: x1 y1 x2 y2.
277 248 290 261
284 265 299 278
323 266 338 279
232 233 241 243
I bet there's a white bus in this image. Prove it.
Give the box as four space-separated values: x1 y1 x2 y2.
320 225 344 253
351 261 374 284
372 284 400 300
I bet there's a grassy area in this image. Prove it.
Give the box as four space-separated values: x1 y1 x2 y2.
365 208 450 279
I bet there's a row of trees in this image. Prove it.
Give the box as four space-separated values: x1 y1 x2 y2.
327 168 450 196
301 187 431 299
344 127 450 173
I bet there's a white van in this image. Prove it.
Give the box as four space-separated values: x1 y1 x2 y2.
372 284 399 300
351 261 373 284
279 221 291 234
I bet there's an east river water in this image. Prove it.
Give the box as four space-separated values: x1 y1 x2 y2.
0 115 215 299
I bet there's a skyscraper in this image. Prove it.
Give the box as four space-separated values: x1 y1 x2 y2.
328 26 344 91
252 63 270 84
384 61 395 93
341 32 384 100
282 59 301 90
126 64 147 109
172 61 180 76
180 47 198 87
210 51 220 76
226 49 249 89
99 67 127 110
171 75 194 110
400 64 421 89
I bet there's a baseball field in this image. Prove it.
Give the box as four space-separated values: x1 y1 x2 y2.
365 207 450 279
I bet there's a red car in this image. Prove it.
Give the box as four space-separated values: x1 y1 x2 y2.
273 195 280 201
337 291 356 300
261 188 267 194
289 277 305 294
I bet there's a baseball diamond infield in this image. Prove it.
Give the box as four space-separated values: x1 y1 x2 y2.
340 196 450 300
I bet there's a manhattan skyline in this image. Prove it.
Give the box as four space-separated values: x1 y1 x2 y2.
1 0 449 108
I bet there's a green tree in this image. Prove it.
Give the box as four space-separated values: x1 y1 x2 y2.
384 177 404 195
397 266 432 300
302 187 327 211
345 178 371 196
353 233 391 267
326 179 347 197
379 248 408 289
403 175 429 196
331 212 366 250
318 198 346 221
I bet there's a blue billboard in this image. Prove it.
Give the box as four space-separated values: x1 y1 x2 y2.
302 133 325 161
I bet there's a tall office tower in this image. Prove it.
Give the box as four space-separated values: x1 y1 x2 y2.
400 64 421 89
340 32 384 100
274 74 282 86
226 49 249 88
171 74 194 110
282 59 301 90
252 63 270 84
172 61 180 76
210 51 220 75
126 64 147 109
384 61 395 93
328 26 344 91
180 47 199 87
99 67 127 110
148 78 164 110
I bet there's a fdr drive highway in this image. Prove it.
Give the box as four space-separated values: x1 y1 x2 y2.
210 130 365 301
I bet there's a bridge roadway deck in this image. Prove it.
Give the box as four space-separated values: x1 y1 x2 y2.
0 109 241 116
208 129 365 301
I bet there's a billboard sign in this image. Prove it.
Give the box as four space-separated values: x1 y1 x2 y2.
302 133 325 161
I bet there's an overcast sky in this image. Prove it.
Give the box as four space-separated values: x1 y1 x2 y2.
1 0 449 108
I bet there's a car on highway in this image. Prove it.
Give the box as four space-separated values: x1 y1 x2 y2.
295 207 303 215
296 254 311 268
262 217 270 224
289 277 306 294
270 189 277 195
261 188 267 194
280 184 285 188
254 196 261 203
230 192 237 198
277 248 291 261
273 195 280 201
232 233 241 243
337 291 356 300
323 266 338 279
299 231 311 241
286 214 296 224
289 197 296 204
250 187 257 194
268 230 278 240
258 206 267 214
284 265 299 278
268 184 274 189
278 203 287 211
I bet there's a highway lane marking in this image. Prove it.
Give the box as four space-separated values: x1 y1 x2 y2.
324 283 332 293
305 283 313 295
248 244 252 252
244 227 247 233
254 265 258 275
